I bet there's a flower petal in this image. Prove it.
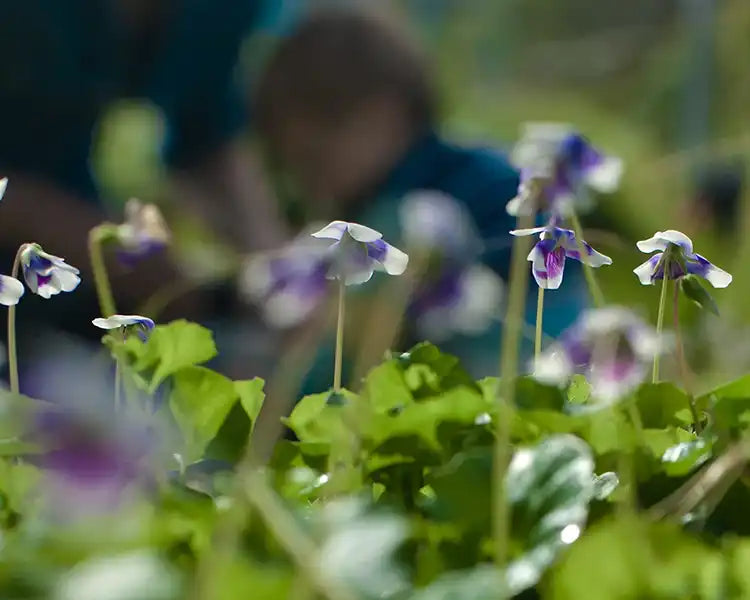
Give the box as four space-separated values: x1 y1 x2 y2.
368 240 409 275
54 268 81 293
450 265 503 335
636 230 693 254
687 254 733 288
585 155 623 193
561 231 612 267
510 226 548 238
534 347 574 386
528 239 565 289
92 315 154 330
0 275 24 306
0 178 7 202
633 255 661 285
345 222 382 243
311 221 349 241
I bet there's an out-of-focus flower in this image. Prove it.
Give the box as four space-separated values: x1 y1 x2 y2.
510 225 612 289
20 244 80 298
0 177 7 201
399 190 482 258
116 198 170 264
507 123 623 218
312 221 409 285
535 306 664 405
633 230 732 288
0 275 24 306
92 315 155 341
409 265 502 342
239 228 330 328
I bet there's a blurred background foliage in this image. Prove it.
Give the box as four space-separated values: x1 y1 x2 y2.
91 0 750 385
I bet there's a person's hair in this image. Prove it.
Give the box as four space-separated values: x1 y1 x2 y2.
255 7 435 138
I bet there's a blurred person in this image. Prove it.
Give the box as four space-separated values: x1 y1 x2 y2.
253 8 589 390
0 0 290 380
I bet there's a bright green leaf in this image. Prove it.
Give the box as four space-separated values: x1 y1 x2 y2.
363 361 413 413
235 378 265 430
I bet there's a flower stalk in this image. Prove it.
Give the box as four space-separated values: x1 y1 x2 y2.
7 244 25 394
89 225 117 317
652 272 670 383
569 210 605 307
673 282 700 431
535 287 544 361
333 281 345 391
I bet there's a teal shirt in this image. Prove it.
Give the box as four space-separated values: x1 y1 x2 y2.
302 132 588 393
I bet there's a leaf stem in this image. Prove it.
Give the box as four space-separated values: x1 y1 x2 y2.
88 225 117 317
534 287 544 361
333 281 345 391
494 210 534 579
7 244 26 394
673 281 700 431
569 210 605 307
652 274 670 383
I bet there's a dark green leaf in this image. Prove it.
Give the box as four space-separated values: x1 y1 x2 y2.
635 383 694 428
681 274 719 315
515 377 566 411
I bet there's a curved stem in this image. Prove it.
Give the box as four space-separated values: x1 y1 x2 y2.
333 281 345 391
534 287 544 361
673 282 701 431
7 245 25 394
494 211 534 579
88 225 117 317
569 210 605 307
652 274 670 383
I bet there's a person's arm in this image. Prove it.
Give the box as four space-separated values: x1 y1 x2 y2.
168 141 288 253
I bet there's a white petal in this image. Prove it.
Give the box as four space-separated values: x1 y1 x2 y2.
703 264 732 288
585 156 623 193
263 290 318 328
506 193 531 217
450 266 503 335
311 221 348 241
238 254 273 301
92 315 151 329
510 226 547 238
533 348 573 386
0 178 7 202
633 256 659 285
0 276 23 306
379 243 409 275
345 222 382 243
636 230 693 254
55 268 81 292
340 264 375 286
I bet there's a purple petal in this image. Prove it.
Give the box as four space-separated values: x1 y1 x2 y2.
686 254 733 288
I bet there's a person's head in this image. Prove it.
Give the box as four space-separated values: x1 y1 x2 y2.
255 8 435 212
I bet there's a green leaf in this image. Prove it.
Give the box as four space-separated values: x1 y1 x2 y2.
567 375 591 405
283 392 356 444
681 274 719 315
410 565 504 600
397 343 480 397
235 378 265 430
169 366 239 461
661 438 712 476
363 361 413 413
515 377 566 411
635 383 694 428
505 434 595 595
128 320 217 392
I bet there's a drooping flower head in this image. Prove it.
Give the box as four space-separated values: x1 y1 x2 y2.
0 177 7 201
508 123 623 218
116 199 171 265
92 315 155 341
534 306 665 405
239 228 330 329
312 221 409 285
633 230 732 288
20 244 80 298
510 225 612 290
0 275 24 306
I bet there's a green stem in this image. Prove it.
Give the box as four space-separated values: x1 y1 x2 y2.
569 211 605 307
7 245 26 395
494 210 534 580
114 360 122 412
673 281 701 432
534 287 544 361
88 225 117 317
333 281 345 391
652 274 670 383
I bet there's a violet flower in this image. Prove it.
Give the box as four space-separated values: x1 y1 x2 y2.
507 123 623 218
633 230 732 288
20 244 80 298
116 198 170 264
0 275 24 306
92 314 155 341
510 225 612 289
534 306 664 405
312 221 409 285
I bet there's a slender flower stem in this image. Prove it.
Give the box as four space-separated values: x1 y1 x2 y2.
7 245 25 395
534 287 545 361
114 361 122 412
673 282 701 432
494 210 535 581
333 281 345 391
652 274 670 383
88 225 117 317
569 210 605 307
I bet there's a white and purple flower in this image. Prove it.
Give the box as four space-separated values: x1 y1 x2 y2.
92 314 155 341
20 244 80 298
508 123 623 218
0 275 24 306
633 230 732 288
116 199 170 265
239 230 330 329
312 221 409 285
534 306 665 405
510 225 612 289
